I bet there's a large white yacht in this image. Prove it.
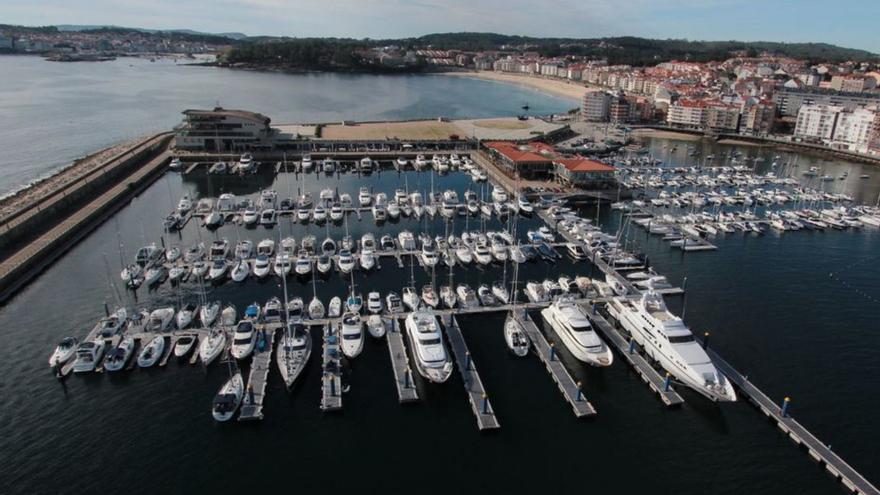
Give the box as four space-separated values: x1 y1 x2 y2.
404 310 453 383
540 296 612 366
340 312 364 358
607 291 737 402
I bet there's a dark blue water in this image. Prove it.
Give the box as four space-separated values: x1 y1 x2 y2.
0 55 575 196
2 154 878 493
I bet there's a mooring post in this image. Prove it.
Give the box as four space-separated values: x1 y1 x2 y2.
481 394 489 415
702 332 710 349
628 338 635 354
549 343 556 361
465 351 471 371
576 381 584 401
664 372 671 392
781 397 791 417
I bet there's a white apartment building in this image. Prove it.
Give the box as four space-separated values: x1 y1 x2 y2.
582 91 611 122
666 101 705 129
794 105 842 141
831 107 877 153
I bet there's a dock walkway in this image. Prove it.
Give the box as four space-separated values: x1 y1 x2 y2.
585 307 683 407
441 314 500 431
239 324 279 421
514 310 596 417
387 319 419 403
707 348 879 495
320 324 343 412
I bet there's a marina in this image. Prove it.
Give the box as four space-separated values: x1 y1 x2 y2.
1 114 877 493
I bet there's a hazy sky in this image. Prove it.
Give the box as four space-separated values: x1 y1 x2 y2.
2 0 878 53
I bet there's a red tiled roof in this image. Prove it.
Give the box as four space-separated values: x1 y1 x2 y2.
483 141 555 163
555 158 615 173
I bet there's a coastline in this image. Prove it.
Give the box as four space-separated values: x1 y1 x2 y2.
438 71 593 102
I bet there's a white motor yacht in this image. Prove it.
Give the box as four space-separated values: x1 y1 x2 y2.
174 335 197 358
230 320 256 360
386 292 404 314
525 281 548 303
607 291 737 402
455 284 479 308
317 254 333 274
73 340 105 373
104 336 135 372
405 310 453 383
367 292 383 314
359 187 372 207
360 248 376 270
145 308 175 332
541 296 612 366
137 336 166 368
397 230 416 250
253 255 271 278
337 249 355 273
273 254 292 277
49 337 78 368
294 252 312 276
367 315 386 338
340 312 364 358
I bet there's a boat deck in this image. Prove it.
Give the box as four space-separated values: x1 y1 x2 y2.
239 323 279 421
387 319 419 403
441 314 500 431
584 307 684 407
514 310 596 418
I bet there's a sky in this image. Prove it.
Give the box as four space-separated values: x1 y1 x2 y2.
1 0 878 53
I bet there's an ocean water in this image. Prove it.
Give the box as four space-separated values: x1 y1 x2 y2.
0 55 575 197
1 56 879 493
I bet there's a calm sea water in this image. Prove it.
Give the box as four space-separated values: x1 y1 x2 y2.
1 57 879 494
0 55 574 196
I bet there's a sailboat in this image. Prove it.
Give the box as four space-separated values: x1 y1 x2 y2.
276 261 312 389
504 251 530 357
212 360 244 422
308 270 325 319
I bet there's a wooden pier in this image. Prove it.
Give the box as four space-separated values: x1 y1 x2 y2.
585 306 684 407
513 310 596 418
386 319 419 403
238 324 279 421
320 324 343 412
441 314 500 431
706 347 879 495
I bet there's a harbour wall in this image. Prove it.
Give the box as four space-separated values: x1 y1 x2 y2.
0 133 173 304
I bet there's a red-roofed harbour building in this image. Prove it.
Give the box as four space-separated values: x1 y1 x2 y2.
482 141 556 179
554 158 616 188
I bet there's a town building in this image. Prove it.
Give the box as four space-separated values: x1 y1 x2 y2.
794 105 842 142
174 107 275 151
773 88 880 117
553 158 616 188
482 141 556 179
741 100 776 135
829 75 877 93
831 107 877 153
582 91 611 122
666 100 705 129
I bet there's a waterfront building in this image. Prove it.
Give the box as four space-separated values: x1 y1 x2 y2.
582 91 611 122
174 107 274 152
666 99 706 130
482 141 555 179
741 99 776 135
831 107 877 153
553 158 616 188
608 96 632 124
794 105 842 142
704 103 741 133
773 87 880 117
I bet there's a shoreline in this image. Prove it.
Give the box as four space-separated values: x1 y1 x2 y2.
437 71 593 102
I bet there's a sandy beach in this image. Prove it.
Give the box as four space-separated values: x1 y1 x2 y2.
630 128 704 142
440 71 594 102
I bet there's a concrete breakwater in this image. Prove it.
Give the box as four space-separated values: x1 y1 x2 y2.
0 133 173 303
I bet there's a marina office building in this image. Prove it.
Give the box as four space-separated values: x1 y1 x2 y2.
174 107 277 151
482 141 617 188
